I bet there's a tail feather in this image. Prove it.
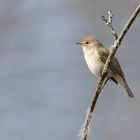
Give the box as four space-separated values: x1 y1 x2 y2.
120 79 134 98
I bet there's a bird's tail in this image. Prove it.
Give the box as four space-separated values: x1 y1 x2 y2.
119 78 134 98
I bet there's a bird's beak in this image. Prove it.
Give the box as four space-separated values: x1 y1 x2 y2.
75 42 82 45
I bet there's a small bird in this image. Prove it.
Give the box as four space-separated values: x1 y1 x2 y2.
76 35 134 98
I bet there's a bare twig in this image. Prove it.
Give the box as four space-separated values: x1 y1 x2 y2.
101 10 118 40
81 4 140 140
108 10 113 24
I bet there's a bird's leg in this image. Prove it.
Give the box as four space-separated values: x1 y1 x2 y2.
101 77 109 89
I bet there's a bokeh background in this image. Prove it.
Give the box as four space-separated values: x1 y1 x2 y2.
0 0 140 140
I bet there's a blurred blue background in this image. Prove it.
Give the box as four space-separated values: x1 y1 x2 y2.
0 0 140 140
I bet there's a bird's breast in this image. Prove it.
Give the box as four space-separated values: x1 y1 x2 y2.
83 48 103 76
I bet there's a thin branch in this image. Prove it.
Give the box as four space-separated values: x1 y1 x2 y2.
108 10 113 24
80 4 140 140
101 10 118 40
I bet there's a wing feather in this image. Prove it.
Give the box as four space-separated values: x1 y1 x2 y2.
98 47 124 78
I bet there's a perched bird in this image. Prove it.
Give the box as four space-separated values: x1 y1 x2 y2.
76 35 134 98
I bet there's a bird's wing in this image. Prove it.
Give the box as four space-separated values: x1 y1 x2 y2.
98 47 125 78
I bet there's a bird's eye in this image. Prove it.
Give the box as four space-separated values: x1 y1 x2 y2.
85 41 89 44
